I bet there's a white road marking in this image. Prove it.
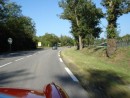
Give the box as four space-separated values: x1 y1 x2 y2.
59 58 63 62
65 67 79 82
0 62 12 68
15 58 24 61
26 55 32 58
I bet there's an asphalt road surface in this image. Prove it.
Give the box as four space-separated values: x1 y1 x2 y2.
0 48 88 98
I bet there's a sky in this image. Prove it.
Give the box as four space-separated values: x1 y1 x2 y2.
11 0 130 38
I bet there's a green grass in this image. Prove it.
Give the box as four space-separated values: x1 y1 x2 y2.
61 46 130 98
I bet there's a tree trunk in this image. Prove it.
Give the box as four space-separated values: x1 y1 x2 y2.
75 9 83 50
82 40 85 48
88 38 90 47
79 35 82 50
106 39 117 57
76 41 79 50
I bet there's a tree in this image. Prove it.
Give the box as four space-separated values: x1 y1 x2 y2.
41 33 60 47
78 1 103 46
60 35 74 46
121 34 130 45
59 0 103 50
101 0 130 57
0 1 23 52
0 0 37 52
5 2 22 17
59 0 80 49
0 0 8 22
4 16 37 51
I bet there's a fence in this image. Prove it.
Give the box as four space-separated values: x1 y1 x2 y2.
96 40 130 48
117 41 130 47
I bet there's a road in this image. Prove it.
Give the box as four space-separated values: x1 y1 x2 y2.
0 48 88 98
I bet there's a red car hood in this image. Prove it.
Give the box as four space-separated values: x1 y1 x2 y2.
0 83 69 98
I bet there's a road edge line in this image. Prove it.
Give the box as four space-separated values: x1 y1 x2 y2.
65 67 79 82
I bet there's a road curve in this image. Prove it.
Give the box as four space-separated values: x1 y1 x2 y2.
0 48 88 98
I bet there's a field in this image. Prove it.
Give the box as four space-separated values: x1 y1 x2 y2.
61 46 130 98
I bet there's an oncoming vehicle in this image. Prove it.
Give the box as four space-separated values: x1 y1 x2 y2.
52 45 58 50
0 83 69 98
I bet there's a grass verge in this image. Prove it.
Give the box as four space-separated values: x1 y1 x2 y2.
61 47 130 98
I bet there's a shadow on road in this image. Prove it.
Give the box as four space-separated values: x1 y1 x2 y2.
55 74 88 98
0 48 44 59
0 69 34 87
82 69 129 98
0 58 4 60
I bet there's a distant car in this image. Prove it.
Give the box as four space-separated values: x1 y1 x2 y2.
52 46 57 50
0 82 69 98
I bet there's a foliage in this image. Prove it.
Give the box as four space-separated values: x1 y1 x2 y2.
101 0 130 38
60 35 74 46
120 34 130 42
59 0 103 50
37 33 74 47
94 38 106 46
101 0 130 57
0 0 8 22
40 33 60 47
0 0 37 52
117 34 130 47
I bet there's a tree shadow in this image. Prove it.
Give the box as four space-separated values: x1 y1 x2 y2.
84 69 129 98
0 58 4 60
93 47 104 52
0 49 44 59
1 51 35 58
0 69 35 87
55 74 88 98
90 47 106 54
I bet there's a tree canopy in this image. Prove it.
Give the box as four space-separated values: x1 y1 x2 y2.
59 0 103 50
37 33 74 47
0 0 37 52
101 0 130 57
40 33 60 47
101 0 130 38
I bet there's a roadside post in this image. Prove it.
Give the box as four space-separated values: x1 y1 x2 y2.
7 38 13 52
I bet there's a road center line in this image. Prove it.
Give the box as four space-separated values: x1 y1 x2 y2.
15 58 24 61
26 55 32 58
0 62 12 68
65 67 79 82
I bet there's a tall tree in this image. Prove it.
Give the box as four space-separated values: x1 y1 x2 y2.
59 0 103 50
78 1 103 46
59 0 80 48
101 0 130 57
